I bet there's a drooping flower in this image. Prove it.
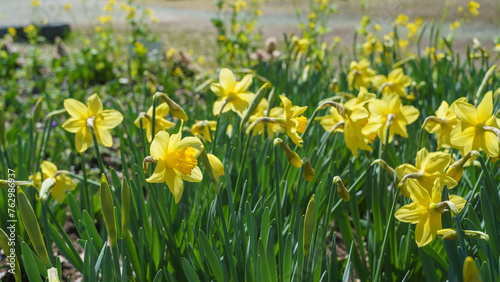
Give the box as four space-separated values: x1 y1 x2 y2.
210 68 256 117
145 128 204 203
62 93 123 153
347 58 376 91
276 95 307 147
395 178 466 247
191 120 217 142
31 161 77 203
450 91 500 158
423 98 466 149
372 68 412 98
368 93 420 144
134 103 175 142
396 148 457 197
248 98 284 136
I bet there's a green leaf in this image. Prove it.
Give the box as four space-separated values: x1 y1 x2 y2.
198 230 224 282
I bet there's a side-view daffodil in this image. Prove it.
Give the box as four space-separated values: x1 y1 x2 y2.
31 161 77 203
211 68 256 117
319 88 380 157
423 98 466 149
372 68 412 98
248 98 284 136
276 95 307 147
145 127 204 203
62 93 123 153
396 148 457 197
395 178 466 247
347 58 376 91
191 120 217 142
451 91 500 158
368 93 420 144
134 103 175 142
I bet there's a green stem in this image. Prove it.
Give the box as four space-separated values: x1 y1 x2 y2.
111 245 121 281
91 130 106 175
80 153 93 216
41 202 55 266
373 186 400 282
233 128 254 201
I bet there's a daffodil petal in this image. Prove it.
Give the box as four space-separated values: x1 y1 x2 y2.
150 131 170 160
219 68 236 93
62 118 86 133
450 126 475 154
75 126 93 153
177 166 203 182
97 110 123 129
210 83 224 97
64 99 88 119
207 154 224 179
174 136 204 155
477 91 493 123
56 175 77 191
95 126 113 147
233 74 253 94
449 194 466 213
165 172 184 204
415 216 434 247
146 160 167 183
482 131 499 158
41 161 58 177
87 93 103 116
453 101 478 126
50 185 67 203
395 202 427 224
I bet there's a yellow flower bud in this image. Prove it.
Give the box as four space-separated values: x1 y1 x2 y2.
274 138 302 168
463 257 481 282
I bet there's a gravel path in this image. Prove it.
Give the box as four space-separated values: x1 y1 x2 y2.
0 0 498 50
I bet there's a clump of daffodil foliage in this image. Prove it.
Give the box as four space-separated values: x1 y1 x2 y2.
1 0 499 281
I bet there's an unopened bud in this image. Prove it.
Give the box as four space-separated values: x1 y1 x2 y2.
333 176 349 202
274 138 302 168
302 157 315 182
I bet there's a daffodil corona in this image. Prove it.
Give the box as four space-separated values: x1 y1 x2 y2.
146 128 204 203
62 93 123 152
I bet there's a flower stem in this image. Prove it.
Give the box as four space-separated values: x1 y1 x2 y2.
80 153 93 216
91 130 106 175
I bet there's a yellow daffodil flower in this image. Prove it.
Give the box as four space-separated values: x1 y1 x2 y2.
347 59 376 91
134 104 175 142
368 94 420 144
451 91 500 157
62 93 123 153
248 98 284 136
395 178 466 247
372 68 412 98
146 128 204 203
320 88 380 157
276 95 307 147
423 98 466 149
396 148 457 197
210 68 256 117
32 161 76 203
191 120 217 142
